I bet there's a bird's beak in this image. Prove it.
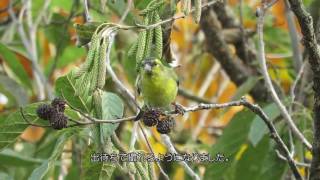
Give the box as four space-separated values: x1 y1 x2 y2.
144 63 152 74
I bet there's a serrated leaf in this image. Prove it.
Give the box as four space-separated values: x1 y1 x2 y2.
204 109 255 179
248 103 281 146
0 103 49 151
55 72 90 113
28 128 79 180
0 43 32 89
100 92 124 140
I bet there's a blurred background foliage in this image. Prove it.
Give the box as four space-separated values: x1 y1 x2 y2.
0 0 318 179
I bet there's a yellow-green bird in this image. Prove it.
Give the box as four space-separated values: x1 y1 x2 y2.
136 57 179 110
136 57 178 134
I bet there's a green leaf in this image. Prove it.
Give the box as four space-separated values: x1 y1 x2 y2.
100 92 124 139
0 43 32 89
56 46 85 68
231 77 260 100
0 149 45 166
204 109 255 179
44 13 70 52
235 136 270 179
0 75 28 107
259 143 287 180
28 128 79 180
0 103 49 151
248 103 281 146
55 72 90 113
45 46 86 75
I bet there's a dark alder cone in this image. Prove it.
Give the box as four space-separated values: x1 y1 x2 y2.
51 98 66 112
142 108 161 127
49 112 68 130
36 104 54 120
156 116 175 134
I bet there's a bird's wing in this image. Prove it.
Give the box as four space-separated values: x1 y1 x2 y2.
165 66 179 86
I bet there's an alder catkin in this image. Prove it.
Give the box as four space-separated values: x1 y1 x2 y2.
128 41 138 58
194 0 202 24
93 90 102 119
144 13 155 57
183 0 191 16
140 0 164 15
136 17 149 64
97 38 108 89
89 41 101 93
75 33 99 78
154 12 163 59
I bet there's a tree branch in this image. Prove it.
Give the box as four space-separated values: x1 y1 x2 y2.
200 8 269 101
286 0 320 178
256 1 311 151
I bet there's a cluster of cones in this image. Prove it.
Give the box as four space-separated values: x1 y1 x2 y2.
36 98 67 130
140 108 175 134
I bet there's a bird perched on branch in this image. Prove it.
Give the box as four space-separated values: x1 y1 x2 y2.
136 57 179 134
136 57 179 109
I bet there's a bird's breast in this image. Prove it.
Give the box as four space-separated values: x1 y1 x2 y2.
141 74 178 108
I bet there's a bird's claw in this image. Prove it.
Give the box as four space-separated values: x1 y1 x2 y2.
172 102 185 115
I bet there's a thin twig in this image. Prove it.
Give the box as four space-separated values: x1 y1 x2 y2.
103 28 139 109
161 134 201 180
136 0 220 30
276 150 310 168
138 123 170 180
102 28 141 151
256 1 311 150
111 133 127 152
289 61 307 114
8 0 52 100
83 0 91 22
94 0 220 32
20 108 51 128
119 0 132 24
33 0 51 30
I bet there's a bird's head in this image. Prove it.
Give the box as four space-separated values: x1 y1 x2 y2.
141 57 163 76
